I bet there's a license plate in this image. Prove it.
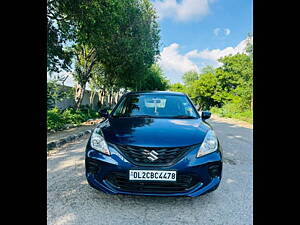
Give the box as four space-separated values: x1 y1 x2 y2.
129 170 176 181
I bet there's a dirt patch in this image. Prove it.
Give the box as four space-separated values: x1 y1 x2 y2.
81 118 103 125
47 118 104 143
210 114 253 129
47 124 96 143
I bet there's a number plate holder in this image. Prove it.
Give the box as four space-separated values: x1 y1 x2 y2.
129 170 177 182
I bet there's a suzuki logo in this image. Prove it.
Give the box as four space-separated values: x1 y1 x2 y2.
142 150 159 161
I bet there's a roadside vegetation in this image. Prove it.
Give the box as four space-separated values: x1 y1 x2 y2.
47 0 168 105
169 35 253 124
47 0 253 130
47 106 99 132
47 0 168 131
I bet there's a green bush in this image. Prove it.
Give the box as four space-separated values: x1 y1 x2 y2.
48 106 99 131
232 110 253 123
79 106 99 119
62 108 84 125
62 107 99 125
219 103 240 118
210 103 253 124
210 106 222 115
47 107 66 131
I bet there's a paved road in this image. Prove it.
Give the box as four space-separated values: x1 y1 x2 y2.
47 118 253 225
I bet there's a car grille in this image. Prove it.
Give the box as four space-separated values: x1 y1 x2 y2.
106 172 200 193
115 144 196 166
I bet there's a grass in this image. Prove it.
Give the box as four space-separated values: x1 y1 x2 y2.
47 107 99 132
210 104 253 124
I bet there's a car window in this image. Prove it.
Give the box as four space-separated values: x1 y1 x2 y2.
112 94 198 118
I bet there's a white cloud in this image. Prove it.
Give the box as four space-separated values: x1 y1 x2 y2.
224 28 231 36
213 28 231 37
213 28 221 36
158 37 252 83
186 38 251 65
152 0 212 21
158 43 200 83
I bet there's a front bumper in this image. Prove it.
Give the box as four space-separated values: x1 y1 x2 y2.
85 144 222 197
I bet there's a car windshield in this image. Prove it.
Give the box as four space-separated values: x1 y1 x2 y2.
112 94 199 118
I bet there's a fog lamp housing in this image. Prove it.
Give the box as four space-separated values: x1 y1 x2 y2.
208 164 221 178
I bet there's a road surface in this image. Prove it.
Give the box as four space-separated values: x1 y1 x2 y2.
47 117 253 225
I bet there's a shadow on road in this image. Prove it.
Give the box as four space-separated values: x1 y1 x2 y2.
47 139 220 225
47 118 253 225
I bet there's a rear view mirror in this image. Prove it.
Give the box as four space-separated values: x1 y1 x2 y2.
201 111 211 120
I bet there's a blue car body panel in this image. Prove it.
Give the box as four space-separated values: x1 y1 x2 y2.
101 117 210 147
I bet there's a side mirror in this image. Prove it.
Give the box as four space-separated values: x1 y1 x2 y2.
99 109 109 118
201 111 211 120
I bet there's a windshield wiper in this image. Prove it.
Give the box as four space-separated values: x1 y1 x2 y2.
170 115 197 119
130 115 155 118
112 115 154 118
111 115 130 118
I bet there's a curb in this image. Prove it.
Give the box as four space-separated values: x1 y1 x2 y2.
47 129 93 151
47 124 80 134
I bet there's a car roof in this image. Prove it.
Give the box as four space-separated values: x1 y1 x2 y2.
125 91 186 96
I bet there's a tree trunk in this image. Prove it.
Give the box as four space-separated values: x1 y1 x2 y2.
115 92 119 104
98 91 102 109
110 91 113 106
107 90 111 107
110 90 114 107
98 90 106 109
101 90 106 107
75 83 86 110
90 91 96 109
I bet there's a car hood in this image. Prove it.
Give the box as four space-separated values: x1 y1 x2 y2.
99 117 211 148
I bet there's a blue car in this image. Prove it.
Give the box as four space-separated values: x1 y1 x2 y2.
85 91 222 197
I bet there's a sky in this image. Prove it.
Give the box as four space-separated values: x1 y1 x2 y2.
48 0 253 87
152 0 253 83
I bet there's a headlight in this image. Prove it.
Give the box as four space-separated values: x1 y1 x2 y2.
90 127 110 155
197 130 218 157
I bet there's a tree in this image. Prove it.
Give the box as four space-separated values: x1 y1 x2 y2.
245 33 253 110
47 77 73 110
178 34 253 114
47 21 73 73
72 44 97 109
189 72 219 110
139 64 169 91
245 33 253 61
89 64 105 108
89 62 119 108
55 0 160 108
215 53 253 110
201 65 216 75
92 0 160 91
168 83 186 93
63 0 160 87
47 0 81 73
182 71 199 85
